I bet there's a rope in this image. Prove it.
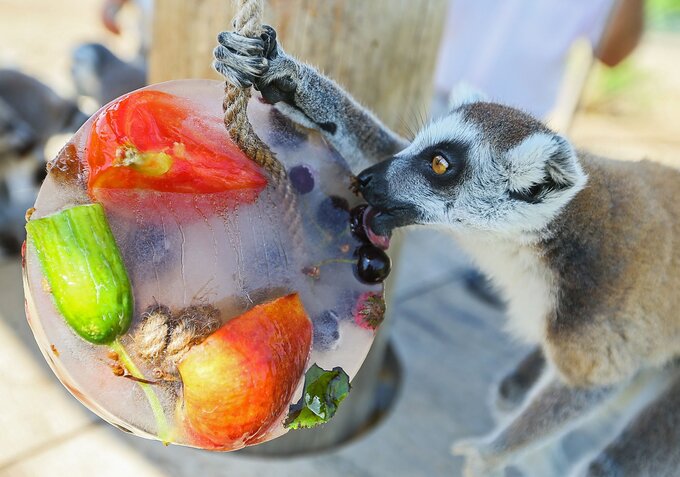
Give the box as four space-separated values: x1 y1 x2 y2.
222 0 303 258
132 304 221 376
223 0 285 180
131 2 302 365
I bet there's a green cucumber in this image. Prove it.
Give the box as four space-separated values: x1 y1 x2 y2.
26 203 133 344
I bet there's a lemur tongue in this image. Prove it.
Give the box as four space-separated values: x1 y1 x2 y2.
363 206 391 250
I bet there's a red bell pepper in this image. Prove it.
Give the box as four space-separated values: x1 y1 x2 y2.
86 90 267 201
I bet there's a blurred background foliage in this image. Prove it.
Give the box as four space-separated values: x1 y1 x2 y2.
588 0 680 106
570 0 680 169
647 0 680 29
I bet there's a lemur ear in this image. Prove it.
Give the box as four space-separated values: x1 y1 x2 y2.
506 133 586 204
448 82 488 110
544 136 584 188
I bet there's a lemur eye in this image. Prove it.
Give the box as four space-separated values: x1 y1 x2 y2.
431 155 449 175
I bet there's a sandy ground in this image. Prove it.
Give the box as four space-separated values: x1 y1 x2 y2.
570 31 680 168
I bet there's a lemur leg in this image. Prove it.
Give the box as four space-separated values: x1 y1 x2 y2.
581 373 680 477
496 347 546 412
213 27 408 172
453 379 618 477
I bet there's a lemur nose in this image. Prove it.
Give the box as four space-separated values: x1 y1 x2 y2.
356 170 373 190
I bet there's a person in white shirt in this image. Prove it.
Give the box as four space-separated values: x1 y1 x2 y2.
433 0 644 120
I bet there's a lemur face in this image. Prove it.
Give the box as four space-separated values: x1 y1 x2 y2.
358 102 588 237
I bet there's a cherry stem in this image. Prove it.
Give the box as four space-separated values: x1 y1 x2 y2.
314 258 355 268
110 339 170 443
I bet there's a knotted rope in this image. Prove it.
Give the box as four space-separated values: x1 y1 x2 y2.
222 0 285 180
130 304 222 379
222 0 303 253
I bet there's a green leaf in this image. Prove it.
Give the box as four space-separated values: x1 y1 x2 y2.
284 364 350 430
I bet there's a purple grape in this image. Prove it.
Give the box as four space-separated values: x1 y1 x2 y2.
289 164 315 194
312 310 340 351
317 196 350 234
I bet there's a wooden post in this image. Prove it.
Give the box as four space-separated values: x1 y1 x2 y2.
149 0 448 453
149 0 447 135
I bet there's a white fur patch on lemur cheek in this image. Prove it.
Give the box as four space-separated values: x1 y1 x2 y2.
504 132 559 191
399 112 480 159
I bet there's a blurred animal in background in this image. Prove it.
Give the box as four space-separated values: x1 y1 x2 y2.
0 96 35 255
0 69 86 166
0 69 88 256
71 43 146 106
0 97 36 166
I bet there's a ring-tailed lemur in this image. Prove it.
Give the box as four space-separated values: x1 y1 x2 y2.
214 26 680 476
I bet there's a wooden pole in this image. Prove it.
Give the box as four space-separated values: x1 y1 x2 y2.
149 0 448 453
149 0 447 135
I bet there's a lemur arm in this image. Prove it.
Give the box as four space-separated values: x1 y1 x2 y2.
453 378 618 476
213 26 408 173
496 347 546 411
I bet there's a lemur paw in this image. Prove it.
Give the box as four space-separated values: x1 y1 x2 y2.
214 28 270 88
213 26 298 105
452 438 504 477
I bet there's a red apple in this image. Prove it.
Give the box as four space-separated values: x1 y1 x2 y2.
177 293 312 450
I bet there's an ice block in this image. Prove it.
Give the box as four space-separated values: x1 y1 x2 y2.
22 80 388 450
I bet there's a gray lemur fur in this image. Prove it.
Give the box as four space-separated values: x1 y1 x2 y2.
214 26 407 173
71 43 147 106
214 27 680 477
0 69 87 164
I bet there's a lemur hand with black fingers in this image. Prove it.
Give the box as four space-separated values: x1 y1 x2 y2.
215 26 680 477
213 26 408 173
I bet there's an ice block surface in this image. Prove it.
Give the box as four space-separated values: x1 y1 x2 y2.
23 80 385 450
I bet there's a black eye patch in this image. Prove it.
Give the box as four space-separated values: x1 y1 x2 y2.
413 141 468 191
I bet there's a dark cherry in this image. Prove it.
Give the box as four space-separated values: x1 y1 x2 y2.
349 204 369 242
353 244 391 284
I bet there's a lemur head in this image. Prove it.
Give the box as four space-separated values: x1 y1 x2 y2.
357 98 587 239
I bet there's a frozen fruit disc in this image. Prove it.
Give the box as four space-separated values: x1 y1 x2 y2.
22 80 385 451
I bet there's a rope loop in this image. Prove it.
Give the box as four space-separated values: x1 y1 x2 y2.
223 0 285 180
